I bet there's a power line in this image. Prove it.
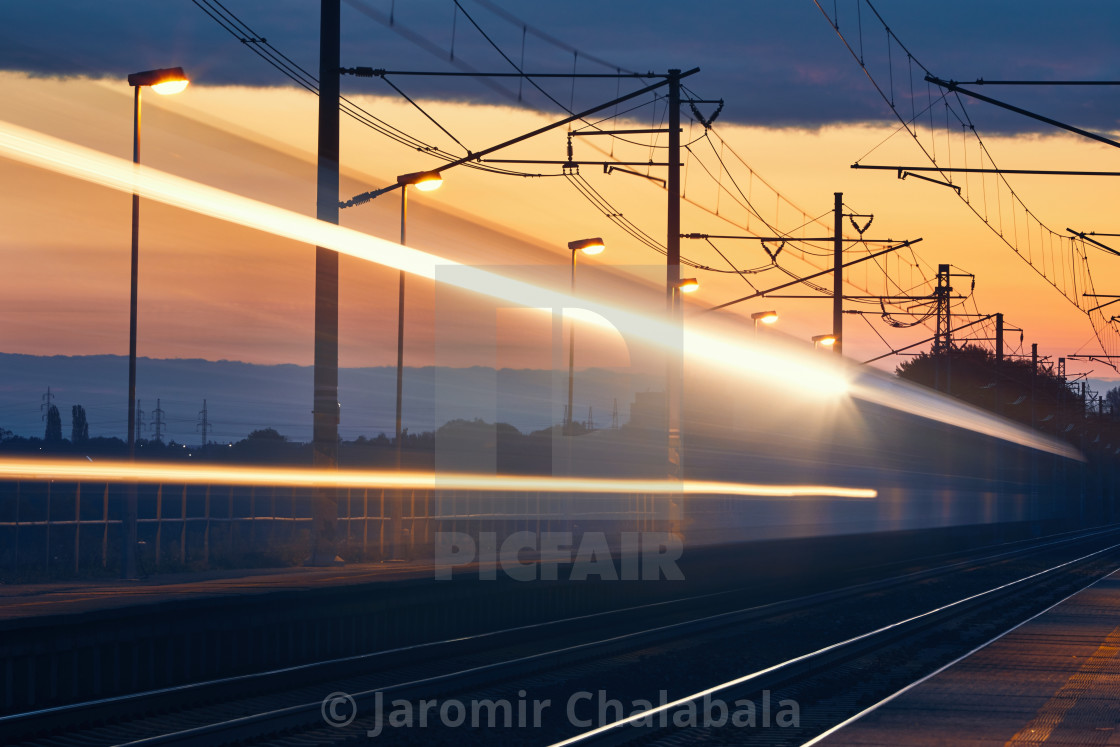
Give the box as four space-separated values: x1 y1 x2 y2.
813 0 1120 369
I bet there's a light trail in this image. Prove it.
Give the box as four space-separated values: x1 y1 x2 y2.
0 458 877 499
0 120 1082 459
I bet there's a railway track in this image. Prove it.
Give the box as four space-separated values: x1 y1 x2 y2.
4 525 1120 746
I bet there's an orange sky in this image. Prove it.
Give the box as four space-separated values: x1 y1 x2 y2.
1 73 1118 383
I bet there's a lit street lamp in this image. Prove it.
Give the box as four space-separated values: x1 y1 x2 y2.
394 170 443 457
123 66 188 580
812 333 838 349
673 277 700 316
566 238 605 433
390 170 442 558
751 310 779 332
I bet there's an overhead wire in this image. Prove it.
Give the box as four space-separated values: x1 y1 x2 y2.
814 0 1120 369
203 0 951 351
194 0 550 179
353 0 919 305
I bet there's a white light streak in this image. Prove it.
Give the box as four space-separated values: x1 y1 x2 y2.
0 458 876 498
0 121 1083 459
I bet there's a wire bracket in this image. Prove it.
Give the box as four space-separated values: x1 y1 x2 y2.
686 98 724 129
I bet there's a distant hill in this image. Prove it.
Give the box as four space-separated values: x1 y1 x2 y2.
0 353 654 443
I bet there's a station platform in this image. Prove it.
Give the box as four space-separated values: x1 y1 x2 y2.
0 560 435 625
820 568 1120 746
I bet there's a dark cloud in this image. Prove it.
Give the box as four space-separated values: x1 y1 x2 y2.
1 1 1117 135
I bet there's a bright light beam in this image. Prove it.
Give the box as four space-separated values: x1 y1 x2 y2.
0 119 851 401
0 121 1082 459
0 458 876 499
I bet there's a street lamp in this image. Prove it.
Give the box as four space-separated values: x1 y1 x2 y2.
391 170 442 558
676 278 700 294
751 310 779 332
812 333 838 349
123 66 188 580
398 170 442 192
395 170 443 458
566 238 605 433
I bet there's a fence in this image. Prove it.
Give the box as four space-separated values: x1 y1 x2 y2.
0 479 673 578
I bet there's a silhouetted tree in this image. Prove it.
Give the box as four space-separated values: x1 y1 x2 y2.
247 427 285 441
71 405 89 444
1105 386 1120 418
44 404 62 443
896 344 1078 432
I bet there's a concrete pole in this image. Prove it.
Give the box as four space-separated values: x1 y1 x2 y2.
122 84 142 580
308 0 342 566
666 70 683 535
567 247 578 434
833 192 843 355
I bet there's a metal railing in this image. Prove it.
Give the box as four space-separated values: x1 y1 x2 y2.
0 480 671 578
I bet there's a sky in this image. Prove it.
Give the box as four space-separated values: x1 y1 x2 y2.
1 1 1119 397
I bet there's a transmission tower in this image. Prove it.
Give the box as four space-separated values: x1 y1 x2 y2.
40 386 55 420
611 398 619 430
151 398 166 442
135 399 145 439
197 399 211 446
934 264 952 353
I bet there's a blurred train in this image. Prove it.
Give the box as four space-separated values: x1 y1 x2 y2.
430 353 1111 565
426 273 1114 561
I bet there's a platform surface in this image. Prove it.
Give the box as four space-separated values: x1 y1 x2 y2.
0 559 435 624
821 569 1120 746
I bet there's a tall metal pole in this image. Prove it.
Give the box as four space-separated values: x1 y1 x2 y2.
396 186 407 455
666 70 682 312
308 0 342 566
388 185 407 561
995 313 1004 363
995 312 1004 417
666 70 682 487
567 248 577 434
123 84 141 580
1031 342 1038 425
832 192 843 355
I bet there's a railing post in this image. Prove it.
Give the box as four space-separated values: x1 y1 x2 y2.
249 486 257 549
14 481 21 571
74 482 81 575
155 484 163 567
203 485 211 567
378 488 386 559
46 482 52 574
409 489 416 555
180 485 187 566
362 488 369 558
101 484 109 568
226 486 234 559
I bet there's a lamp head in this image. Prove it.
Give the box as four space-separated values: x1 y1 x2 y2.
812 334 837 347
751 310 779 324
568 237 605 255
397 170 443 191
128 67 189 94
676 278 700 293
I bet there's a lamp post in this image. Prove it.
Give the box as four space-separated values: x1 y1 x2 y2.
674 278 700 320
751 310 779 332
390 170 441 559
566 238 605 434
394 170 442 454
123 66 188 580
812 333 838 350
